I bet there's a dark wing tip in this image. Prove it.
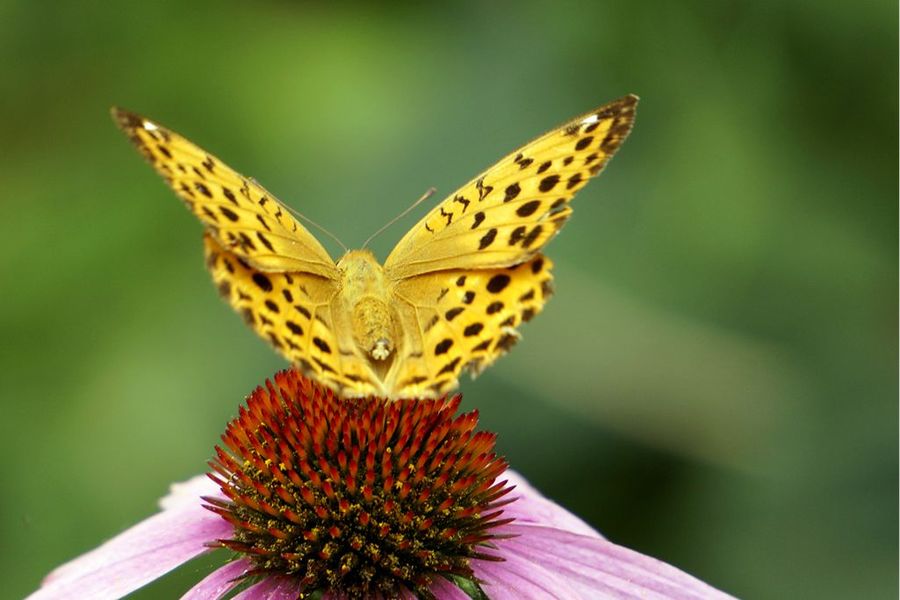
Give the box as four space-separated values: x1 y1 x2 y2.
605 94 639 118
109 106 146 131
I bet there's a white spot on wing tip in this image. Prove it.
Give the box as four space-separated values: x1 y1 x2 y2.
581 114 599 126
142 121 158 131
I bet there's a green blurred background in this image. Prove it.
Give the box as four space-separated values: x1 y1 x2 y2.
1 1 896 598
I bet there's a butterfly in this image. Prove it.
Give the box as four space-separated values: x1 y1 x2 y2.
112 95 637 398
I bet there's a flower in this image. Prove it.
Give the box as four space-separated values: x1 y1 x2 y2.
29 371 735 599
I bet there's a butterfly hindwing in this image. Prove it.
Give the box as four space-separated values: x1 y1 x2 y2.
387 254 554 396
112 107 338 278
204 235 382 394
384 95 637 280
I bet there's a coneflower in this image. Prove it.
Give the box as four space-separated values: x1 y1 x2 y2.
29 371 734 599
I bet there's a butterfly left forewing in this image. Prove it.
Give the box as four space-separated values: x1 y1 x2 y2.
387 254 553 397
384 95 637 280
112 108 338 278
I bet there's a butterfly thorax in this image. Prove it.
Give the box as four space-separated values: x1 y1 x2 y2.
337 249 397 362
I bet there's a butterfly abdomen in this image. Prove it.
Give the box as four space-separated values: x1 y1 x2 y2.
338 250 397 362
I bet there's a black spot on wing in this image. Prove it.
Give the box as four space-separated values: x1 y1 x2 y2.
202 206 219 223
478 228 497 250
539 175 560 192
219 187 237 205
434 339 453 355
514 154 534 169
195 182 212 198
508 226 526 246
256 232 275 252
487 274 510 293
522 225 543 249
476 177 494 201
445 307 464 321
313 337 332 354
453 195 470 213
437 357 461 375
567 173 583 190
220 206 239 222
313 357 336 374
463 323 484 337
516 200 541 217
472 339 492 352
548 198 567 216
486 301 504 314
252 273 273 291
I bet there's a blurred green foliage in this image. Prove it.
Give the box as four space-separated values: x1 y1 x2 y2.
1 1 896 598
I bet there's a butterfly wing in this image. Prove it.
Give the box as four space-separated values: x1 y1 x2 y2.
112 108 374 391
204 235 385 396
111 107 338 279
386 254 553 397
382 96 637 394
383 95 637 280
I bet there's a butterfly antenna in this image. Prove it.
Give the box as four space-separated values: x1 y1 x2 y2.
362 187 437 249
248 177 349 254
286 205 349 254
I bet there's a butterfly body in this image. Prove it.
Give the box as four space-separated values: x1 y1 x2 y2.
113 96 637 398
338 249 396 362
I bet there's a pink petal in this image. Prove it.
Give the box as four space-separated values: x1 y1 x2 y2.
500 469 603 538
28 477 232 600
160 474 223 509
180 558 250 599
429 576 473 599
475 550 586 598
476 524 735 600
